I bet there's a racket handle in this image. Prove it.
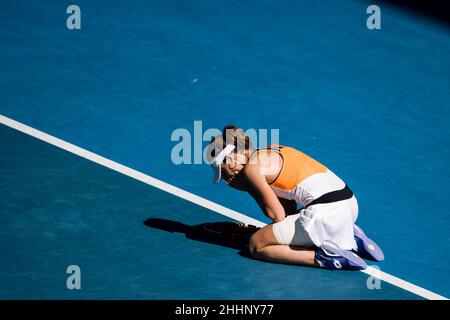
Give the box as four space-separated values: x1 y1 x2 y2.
237 222 259 229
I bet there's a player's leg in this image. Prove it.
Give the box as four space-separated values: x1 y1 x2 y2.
249 213 367 270
248 214 317 266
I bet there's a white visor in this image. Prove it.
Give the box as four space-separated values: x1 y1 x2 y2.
211 144 236 183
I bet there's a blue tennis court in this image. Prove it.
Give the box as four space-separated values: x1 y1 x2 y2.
0 0 449 299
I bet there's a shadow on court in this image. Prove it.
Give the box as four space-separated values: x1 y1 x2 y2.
143 218 255 258
380 0 450 26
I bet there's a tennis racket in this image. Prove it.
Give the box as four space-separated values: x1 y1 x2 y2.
202 221 260 239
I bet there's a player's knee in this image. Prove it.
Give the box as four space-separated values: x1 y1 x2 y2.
248 235 263 259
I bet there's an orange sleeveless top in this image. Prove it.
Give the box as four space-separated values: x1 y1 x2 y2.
269 146 327 191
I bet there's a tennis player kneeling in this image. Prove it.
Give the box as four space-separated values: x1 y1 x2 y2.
206 125 384 270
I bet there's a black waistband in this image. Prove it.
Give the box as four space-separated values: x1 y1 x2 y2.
303 185 354 210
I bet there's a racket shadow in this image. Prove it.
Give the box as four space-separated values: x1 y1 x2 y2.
143 217 253 259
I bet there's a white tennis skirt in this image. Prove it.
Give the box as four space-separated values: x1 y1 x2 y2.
272 196 359 250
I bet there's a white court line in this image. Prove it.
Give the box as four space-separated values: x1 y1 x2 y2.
0 114 447 300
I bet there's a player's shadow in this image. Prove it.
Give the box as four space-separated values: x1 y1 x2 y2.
143 218 253 258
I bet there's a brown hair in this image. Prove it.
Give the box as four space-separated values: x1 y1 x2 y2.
207 125 254 163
